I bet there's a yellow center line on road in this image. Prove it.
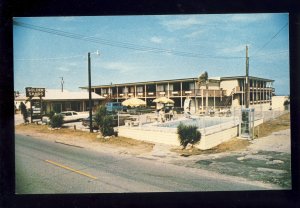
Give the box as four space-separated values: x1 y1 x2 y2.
45 159 98 180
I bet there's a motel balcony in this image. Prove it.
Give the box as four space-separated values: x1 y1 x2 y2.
102 89 227 99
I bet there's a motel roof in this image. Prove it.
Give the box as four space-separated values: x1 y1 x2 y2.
15 89 105 101
82 75 274 89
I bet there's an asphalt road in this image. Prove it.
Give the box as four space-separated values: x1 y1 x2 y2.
15 134 273 193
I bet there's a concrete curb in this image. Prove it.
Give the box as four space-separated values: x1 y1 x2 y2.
55 140 84 148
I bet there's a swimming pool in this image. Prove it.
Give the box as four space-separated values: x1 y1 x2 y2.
155 116 237 129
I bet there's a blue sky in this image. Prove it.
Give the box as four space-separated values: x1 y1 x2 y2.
13 13 289 95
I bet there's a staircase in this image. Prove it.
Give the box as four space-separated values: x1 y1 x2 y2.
221 88 236 108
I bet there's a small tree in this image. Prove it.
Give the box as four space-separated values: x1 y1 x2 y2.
177 123 201 149
19 102 29 123
94 105 107 128
50 114 64 128
283 96 290 110
94 105 115 136
198 71 209 115
46 111 55 120
100 115 115 136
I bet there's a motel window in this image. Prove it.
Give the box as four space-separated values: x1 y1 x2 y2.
146 85 156 92
173 83 180 91
189 83 195 90
182 82 190 91
101 88 107 94
157 85 164 92
137 86 143 93
129 86 134 93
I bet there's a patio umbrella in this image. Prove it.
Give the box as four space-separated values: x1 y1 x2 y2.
153 97 175 104
122 97 146 107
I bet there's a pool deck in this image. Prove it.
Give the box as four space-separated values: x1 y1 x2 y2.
118 113 257 150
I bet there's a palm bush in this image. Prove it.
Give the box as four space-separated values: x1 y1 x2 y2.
100 115 115 136
94 105 115 136
19 102 29 123
50 114 64 128
177 123 201 149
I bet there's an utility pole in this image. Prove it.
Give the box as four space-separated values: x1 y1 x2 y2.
60 77 64 92
245 46 250 108
88 52 93 133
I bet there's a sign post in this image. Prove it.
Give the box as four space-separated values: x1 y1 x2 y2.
26 87 45 123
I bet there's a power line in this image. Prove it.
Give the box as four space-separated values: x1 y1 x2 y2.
251 50 288 58
252 22 288 57
15 54 85 61
13 20 245 60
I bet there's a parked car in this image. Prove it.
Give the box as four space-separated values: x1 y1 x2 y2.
59 111 88 122
82 116 99 130
82 114 131 129
105 102 127 113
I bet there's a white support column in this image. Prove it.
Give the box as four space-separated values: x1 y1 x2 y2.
263 82 266 103
242 90 244 107
167 82 170 98
194 80 198 112
213 90 215 109
116 86 119 102
135 85 137 97
201 89 204 111
144 84 147 102
180 82 183 108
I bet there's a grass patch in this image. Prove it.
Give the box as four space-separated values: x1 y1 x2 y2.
254 113 290 138
171 112 290 156
15 123 154 150
171 138 250 156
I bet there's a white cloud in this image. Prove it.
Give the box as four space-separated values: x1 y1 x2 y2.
59 16 76 21
150 36 162 44
230 14 271 22
185 30 204 39
220 44 250 55
102 62 136 73
161 16 203 30
57 66 70 72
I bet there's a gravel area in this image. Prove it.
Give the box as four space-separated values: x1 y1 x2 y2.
247 129 290 153
15 113 291 188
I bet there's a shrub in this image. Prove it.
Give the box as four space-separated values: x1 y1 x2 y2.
177 123 201 149
94 105 107 127
100 115 115 136
19 102 29 123
50 114 64 128
94 106 115 136
47 111 56 120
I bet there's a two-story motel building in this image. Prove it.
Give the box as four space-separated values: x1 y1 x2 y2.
83 75 274 112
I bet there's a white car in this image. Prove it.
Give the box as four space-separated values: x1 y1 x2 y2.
59 111 88 122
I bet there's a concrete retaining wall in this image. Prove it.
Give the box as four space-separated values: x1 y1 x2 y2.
197 126 238 150
118 127 179 146
118 125 239 150
118 118 264 150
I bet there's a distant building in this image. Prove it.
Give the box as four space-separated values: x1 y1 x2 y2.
81 75 274 112
15 89 105 113
271 95 289 110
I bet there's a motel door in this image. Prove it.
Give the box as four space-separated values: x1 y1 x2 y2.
52 103 62 113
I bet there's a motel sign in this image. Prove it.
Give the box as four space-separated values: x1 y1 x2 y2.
26 87 45 97
25 87 45 122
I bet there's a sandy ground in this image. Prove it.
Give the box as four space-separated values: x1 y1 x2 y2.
14 113 290 158
14 113 291 188
247 129 290 153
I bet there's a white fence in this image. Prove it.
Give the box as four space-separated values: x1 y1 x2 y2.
118 106 289 149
